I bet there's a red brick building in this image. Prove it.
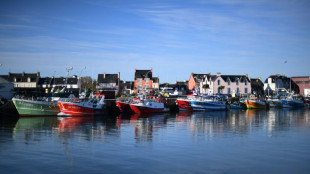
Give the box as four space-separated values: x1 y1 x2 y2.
134 68 153 94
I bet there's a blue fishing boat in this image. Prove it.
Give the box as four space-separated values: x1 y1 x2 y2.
189 95 226 111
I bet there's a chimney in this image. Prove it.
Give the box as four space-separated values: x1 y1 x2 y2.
175 80 177 84
104 73 106 78
151 68 153 72
22 72 25 76
8 72 10 77
118 72 120 79
134 68 136 72
37 72 40 77
216 72 221 77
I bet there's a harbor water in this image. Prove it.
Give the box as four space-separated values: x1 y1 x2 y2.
1 108 310 174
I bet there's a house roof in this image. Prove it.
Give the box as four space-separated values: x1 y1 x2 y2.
251 78 264 86
97 74 119 84
220 75 250 83
192 74 211 82
1 72 40 82
135 70 152 79
264 75 290 83
38 77 54 85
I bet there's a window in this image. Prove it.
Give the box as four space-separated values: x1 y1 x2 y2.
138 84 142 89
145 78 150 82
218 88 221 94
218 80 220 85
228 88 231 94
145 84 150 89
137 78 142 82
245 88 248 93
245 80 247 85
237 88 239 94
228 80 230 85
236 79 239 86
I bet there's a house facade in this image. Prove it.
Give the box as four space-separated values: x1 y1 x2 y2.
134 68 153 94
38 76 79 95
0 72 41 95
120 81 134 95
189 72 251 96
211 73 251 96
264 74 299 96
96 72 120 98
188 73 212 94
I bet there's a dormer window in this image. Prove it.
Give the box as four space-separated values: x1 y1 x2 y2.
28 77 31 82
14 77 17 82
236 79 239 86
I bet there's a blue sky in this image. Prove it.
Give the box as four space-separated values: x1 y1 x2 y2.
0 0 309 82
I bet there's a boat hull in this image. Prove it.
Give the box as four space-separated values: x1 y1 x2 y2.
58 102 104 116
115 101 132 112
176 99 193 111
12 98 60 116
190 101 226 111
230 103 246 109
129 103 164 113
245 100 266 109
280 100 305 108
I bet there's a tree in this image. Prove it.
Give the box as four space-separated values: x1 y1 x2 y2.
218 85 225 94
80 76 97 92
202 84 209 94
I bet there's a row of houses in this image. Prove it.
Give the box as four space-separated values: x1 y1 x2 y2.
1 69 310 98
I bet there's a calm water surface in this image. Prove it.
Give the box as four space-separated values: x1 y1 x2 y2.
1 108 310 174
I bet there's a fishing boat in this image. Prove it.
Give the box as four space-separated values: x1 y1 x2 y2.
129 95 167 113
12 97 60 116
245 95 267 109
189 95 227 111
115 98 132 113
58 94 105 116
280 94 305 108
228 97 247 109
176 94 195 111
267 98 282 108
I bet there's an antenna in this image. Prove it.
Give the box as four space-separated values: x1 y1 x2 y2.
66 66 73 77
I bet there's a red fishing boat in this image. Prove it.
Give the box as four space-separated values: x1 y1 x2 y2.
129 96 167 113
115 99 132 113
57 94 105 116
176 95 194 111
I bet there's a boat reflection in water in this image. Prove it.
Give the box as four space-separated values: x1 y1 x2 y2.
58 116 94 132
13 117 59 142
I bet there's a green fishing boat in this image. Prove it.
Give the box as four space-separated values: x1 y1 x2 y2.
12 97 60 116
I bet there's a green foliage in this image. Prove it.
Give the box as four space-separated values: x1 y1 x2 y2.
218 85 225 90
202 84 210 89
